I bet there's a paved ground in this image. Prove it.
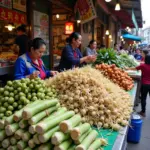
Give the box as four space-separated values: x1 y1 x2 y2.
127 97 150 150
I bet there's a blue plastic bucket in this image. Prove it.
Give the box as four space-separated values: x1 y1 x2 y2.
127 114 143 143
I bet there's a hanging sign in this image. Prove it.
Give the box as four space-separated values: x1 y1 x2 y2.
0 7 26 24
74 0 97 24
0 0 12 9
65 22 74 35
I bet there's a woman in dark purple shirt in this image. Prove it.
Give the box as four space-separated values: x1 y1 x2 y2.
59 32 96 71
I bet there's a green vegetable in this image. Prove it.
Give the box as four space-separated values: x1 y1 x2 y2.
17 140 27 150
39 126 59 143
71 123 91 140
28 139 36 148
28 104 59 125
54 139 72 150
10 137 18 145
36 111 75 134
22 99 58 120
22 131 32 142
51 131 70 145
59 114 81 133
7 145 18 150
24 147 32 150
88 139 102 150
5 115 14 125
19 119 28 129
33 134 41 144
2 137 10 148
15 128 25 140
5 123 19 136
0 120 5 129
38 143 53 150
29 125 36 134
76 130 98 150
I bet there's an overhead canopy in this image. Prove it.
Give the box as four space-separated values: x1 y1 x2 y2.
122 34 142 41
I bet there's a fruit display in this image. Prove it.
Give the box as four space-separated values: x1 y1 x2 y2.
0 78 57 120
46 66 132 130
0 99 107 150
95 64 134 90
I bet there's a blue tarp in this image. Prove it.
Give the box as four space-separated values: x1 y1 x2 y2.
122 33 142 41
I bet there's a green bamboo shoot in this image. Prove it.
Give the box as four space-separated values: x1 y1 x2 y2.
14 128 25 140
39 126 59 143
71 123 91 140
74 128 92 145
68 145 76 150
19 119 28 129
28 105 59 125
22 99 58 120
51 131 70 145
33 134 40 145
5 123 19 136
13 109 23 122
75 130 98 150
22 132 31 142
28 139 36 149
5 115 14 125
38 143 53 150
36 111 75 134
7 145 18 150
10 137 18 145
17 140 27 150
54 139 72 150
29 125 36 134
59 114 81 133
0 130 6 141
2 137 10 148
88 139 103 150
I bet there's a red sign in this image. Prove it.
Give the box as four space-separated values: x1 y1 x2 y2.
65 22 74 35
0 7 26 24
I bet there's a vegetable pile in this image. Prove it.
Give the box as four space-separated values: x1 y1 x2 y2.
95 48 139 69
119 54 138 68
46 66 132 130
95 48 124 68
0 99 107 150
0 78 57 120
95 64 134 90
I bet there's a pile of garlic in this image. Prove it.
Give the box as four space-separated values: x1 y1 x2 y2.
46 66 133 130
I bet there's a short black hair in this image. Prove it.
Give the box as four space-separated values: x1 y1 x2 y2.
145 54 150 64
88 40 96 47
142 50 149 56
68 32 81 44
114 43 117 47
28 38 46 52
16 24 26 33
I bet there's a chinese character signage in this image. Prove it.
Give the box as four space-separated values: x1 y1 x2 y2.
74 0 97 24
65 22 74 35
0 7 26 24
13 0 26 12
0 0 12 9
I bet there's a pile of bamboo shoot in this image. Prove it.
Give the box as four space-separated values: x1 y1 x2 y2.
0 99 107 150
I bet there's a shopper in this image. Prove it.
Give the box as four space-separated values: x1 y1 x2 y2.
59 32 96 71
14 24 29 56
84 40 97 56
127 54 150 117
14 38 57 80
134 49 142 61
114 43 119 52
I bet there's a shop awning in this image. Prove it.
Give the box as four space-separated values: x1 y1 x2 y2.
122 33 142 41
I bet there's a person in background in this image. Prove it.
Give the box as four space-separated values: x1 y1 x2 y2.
84 40 97 56
100 44 106 49
14 24 29 56
118 46 126 54
114 43 119 52
14 38 57 80
141 49 149 62
126 54 150 117
134 49 142 61
59 32 96 71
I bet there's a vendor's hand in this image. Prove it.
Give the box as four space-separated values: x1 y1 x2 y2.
29 71 40 79
50 71 58 76
85 55 96 63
